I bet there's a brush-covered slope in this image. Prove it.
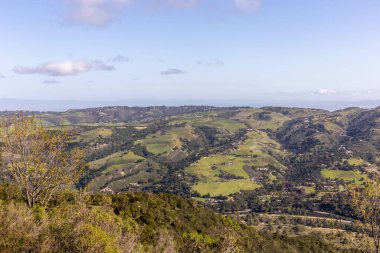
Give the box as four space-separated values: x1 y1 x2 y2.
0 185 361 253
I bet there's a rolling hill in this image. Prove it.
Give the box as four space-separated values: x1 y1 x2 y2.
2 106 380 213
2 105 380 251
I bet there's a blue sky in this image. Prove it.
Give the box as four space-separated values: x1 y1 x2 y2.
0 0 380 106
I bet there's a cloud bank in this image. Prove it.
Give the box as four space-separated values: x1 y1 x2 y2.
13 57 122 77
14 61 91 76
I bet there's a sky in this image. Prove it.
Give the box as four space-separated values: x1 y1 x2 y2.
0 0 380 109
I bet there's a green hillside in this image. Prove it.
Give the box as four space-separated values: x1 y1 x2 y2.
3 106 380 220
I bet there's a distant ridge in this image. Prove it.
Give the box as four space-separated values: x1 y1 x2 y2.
0 98 379 112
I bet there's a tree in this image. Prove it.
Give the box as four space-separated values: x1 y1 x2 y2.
350 179 380 253
0 114 84 207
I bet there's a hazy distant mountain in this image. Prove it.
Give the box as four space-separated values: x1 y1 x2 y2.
1 98 379 111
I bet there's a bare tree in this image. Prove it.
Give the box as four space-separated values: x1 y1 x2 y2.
350 179 380 253
0 114 84 207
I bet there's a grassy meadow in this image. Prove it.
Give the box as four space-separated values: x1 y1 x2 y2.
320 169 368 186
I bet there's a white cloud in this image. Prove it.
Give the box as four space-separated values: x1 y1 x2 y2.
315 88 337 95
0 74 5 79
14 61 91 76
160 68 186 75
234 0 262 13
61 0 134 27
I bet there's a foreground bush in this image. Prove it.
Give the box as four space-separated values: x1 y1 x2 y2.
0 185 362 252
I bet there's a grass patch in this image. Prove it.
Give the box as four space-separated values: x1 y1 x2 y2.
347 158 367 166
192 118 246 133
322 121 344 134
136 133 175 155
193 180 260 197
88 151 145 174
185 130 288 196
192 197 208 203
136 126 196 155
75 128 113 143
186 155 261 196
321 169 367 186
234 130 287 170
186 155 251 180
297 186 316 194
170 115 246 133
232 109 290 130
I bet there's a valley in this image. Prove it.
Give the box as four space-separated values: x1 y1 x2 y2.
6 106 378 203
2 105 380 251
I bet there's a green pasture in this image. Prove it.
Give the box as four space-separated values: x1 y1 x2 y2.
347 158 367 166
232 109 290 130
186 154 261 196
234 130 287 169
297 186 316 194
186 155 251 180
320 169 367 186
136 126 196 155
88 151 145 174
75 127 113 142
192 180 260 197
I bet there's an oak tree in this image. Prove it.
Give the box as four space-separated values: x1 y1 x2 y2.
350 179 380 253
0 115 84 207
